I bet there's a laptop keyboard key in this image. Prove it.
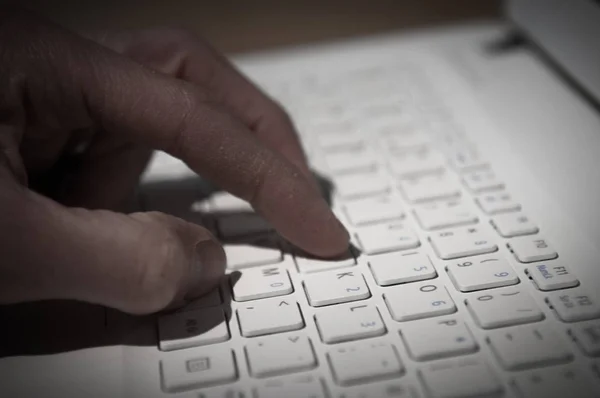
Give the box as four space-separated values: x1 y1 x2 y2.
160 346 237 392
476 191 521 214
429 227 497 260
546 289 600 322
369 251 436 286
526 262 579 291
385 281 456 322
316 304 386 343
513 365 598 398
255 375 326 398
398 173 461 203
570 322 600 356
328 342 403 386
466 288 544 329
237 300 304 337
413 200 478 231
401 318 478 361
508 236 558 263
446 254 519 292
419 359 503 398
158 308 229 352
304 270 370 307
344 195 405 226
232 265 293 302
462 168 504 193
491 213 539 237
487 325 573 370
334 172 390 199
355 222 420 255
246 335 317 378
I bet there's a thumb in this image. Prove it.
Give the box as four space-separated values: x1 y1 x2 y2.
0 181 225 315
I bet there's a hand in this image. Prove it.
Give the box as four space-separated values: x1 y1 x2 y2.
0 9 349 314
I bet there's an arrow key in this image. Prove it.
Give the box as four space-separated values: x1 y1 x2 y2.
237 299 304 337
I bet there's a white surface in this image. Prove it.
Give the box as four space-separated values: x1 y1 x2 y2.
384 281 456 322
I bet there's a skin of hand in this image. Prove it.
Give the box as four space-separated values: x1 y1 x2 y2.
0 8 349 315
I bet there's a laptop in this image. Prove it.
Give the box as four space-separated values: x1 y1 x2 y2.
2 0 600 397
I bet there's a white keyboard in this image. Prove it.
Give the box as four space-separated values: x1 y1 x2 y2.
144 62 600 398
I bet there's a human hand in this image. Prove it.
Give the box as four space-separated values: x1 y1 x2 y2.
0 9 349 314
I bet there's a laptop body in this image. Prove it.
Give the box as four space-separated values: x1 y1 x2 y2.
1 0 600 397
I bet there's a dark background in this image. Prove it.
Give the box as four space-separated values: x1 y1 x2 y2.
12 0 502 54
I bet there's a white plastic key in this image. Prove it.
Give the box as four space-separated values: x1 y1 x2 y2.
237 299 304 337
328 342 404 386
462 168 504 193
387 148 445 178
419 359 503 398
384 132 431 152
334 172 390 199
385 281 456 322
466 288 544 329
160 346 237 392
413 200 478 231
570 322 600 356
304 270 370 307
526 261 579 291
491 213 538 237
546 289 600 322
344 196 404 226
513 365 599 398
339 383 420 398
295 251 356 274
429 227 498 260
256 375 326 398
487 325 573 370
401 317 478 361
225 236 282 270
369 251 436 286
158 307 229 352
246 334 317 378
316 131 364 151
315 304 386 343
508 236 558 263
398 173 461 203
325 149 377 174
446 254 519 292
447 146 488 172
476 191 521 214
232 265 293 302
355 222 420 255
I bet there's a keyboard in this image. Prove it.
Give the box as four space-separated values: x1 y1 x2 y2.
142 59 600 398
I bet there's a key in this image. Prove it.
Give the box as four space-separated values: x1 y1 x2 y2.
316 304 386 343
160 346 237 392
466 288 544 329
387 148 445 178
218 214 271 238
385 132 431 153
419 358 503 398
225 236 283 270
447 146 487 172
401 318 478 361
256 375 326 398
337 383 420 398
158 307 229 352
246 334 317 378
570 322 600 356
209 192 253 212
344 196 404 226
526 261 579 291
304 270 370 307
476 191 521 214
197 388 246 398
237 299 304 337
413 200 478 231
295 251 356 274
508 236 558 263
232 265 293 302
334 172 390 199
369 251 436 286
491 213 539 237
513 365 599 398
325 149 377 174
546 289 600 322
429 227 497 260
462 168 504 193
385 281 456 322
328 342 404 386
487 325 573 370
398 173 461 203
355 222 420 255
446 254 519 292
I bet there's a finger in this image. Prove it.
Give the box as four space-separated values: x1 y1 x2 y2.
0 178 225 314
7 11 349 256
98 29 312 178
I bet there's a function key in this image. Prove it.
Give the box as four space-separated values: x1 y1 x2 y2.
526 262 579 291
507 236 558 263
491 213 539 238
546 289 600 322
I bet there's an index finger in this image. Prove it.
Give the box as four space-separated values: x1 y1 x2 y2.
8 12 349 257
